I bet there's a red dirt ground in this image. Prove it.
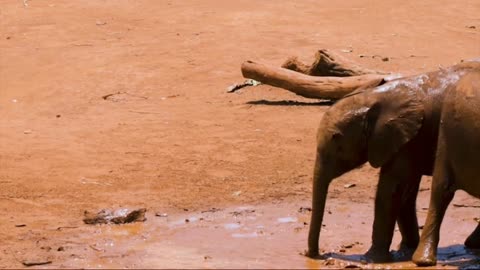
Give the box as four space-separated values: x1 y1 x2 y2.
1 0 479 268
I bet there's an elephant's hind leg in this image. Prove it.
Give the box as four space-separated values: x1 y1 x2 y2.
413 155 455 266
397 173 422 251
465 223 480 249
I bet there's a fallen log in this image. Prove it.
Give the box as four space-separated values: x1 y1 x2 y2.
281 49 386 77
241 60 386 100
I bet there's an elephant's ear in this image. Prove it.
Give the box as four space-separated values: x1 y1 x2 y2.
366 85 425 168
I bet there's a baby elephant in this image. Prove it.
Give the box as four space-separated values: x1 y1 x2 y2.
412 70 480 266
306 60 480 262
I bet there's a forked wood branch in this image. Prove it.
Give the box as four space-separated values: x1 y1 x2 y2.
239 49 391 100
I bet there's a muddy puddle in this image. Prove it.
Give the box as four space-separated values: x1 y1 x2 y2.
14 191 472 269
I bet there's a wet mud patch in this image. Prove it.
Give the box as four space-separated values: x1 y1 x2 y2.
14 192 476 269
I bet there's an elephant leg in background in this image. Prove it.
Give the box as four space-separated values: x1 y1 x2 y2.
396 174 422 252
465 223 480 249
412 155 455 266
365 153 422 262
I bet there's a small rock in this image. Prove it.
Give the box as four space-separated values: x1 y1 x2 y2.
95 20 107 26
339 248 346 253
298 207 312 213
83 208 147 225
57 246 65 252
382 57 389 62
467 25 476 29
22 260 52 267
324 258 336 266
15 224 26 227
201 207 222 213
56 114 61 118
204 255 212 260
232 191 242 196
40 246 52 252
23 130 32 134
344 264 361 269
185 218 190 223
155 213 168 217
344 183 356 189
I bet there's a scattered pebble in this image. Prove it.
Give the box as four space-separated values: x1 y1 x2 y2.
324 258 336 266
201 207 222 213
344 183 356 188
298 207 312 213
15 224 26 227
155 213 168 217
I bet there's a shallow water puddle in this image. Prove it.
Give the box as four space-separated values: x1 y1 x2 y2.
56 195 480 269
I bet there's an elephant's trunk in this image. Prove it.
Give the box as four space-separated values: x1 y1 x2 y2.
307 155 331 257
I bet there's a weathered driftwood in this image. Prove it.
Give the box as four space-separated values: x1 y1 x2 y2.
241 60 385 100
239 49 391 100
281 49 386 77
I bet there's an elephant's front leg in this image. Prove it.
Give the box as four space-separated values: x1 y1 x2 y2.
365 156 420 262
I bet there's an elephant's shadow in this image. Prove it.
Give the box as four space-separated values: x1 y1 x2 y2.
322 245 480 269
246 99 334 106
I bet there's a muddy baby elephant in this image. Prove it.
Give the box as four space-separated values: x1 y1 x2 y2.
306 61 480 262
411 70 480 266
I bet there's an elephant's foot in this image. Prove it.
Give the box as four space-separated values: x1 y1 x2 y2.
465 227 480 249
393 240 417 258
391 243 416 261
363 247 393 263
300 250 329 260
412 245 437 266
303 249 325 259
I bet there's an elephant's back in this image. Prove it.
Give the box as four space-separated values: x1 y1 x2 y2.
440 70 480 195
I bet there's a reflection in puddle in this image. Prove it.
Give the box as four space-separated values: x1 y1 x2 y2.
277 217 298 223
231 232 259 238
224 223 242 230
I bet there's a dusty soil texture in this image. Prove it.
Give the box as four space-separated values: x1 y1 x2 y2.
1 0 479 268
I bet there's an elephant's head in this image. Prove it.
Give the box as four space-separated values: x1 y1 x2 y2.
307 82 426 257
